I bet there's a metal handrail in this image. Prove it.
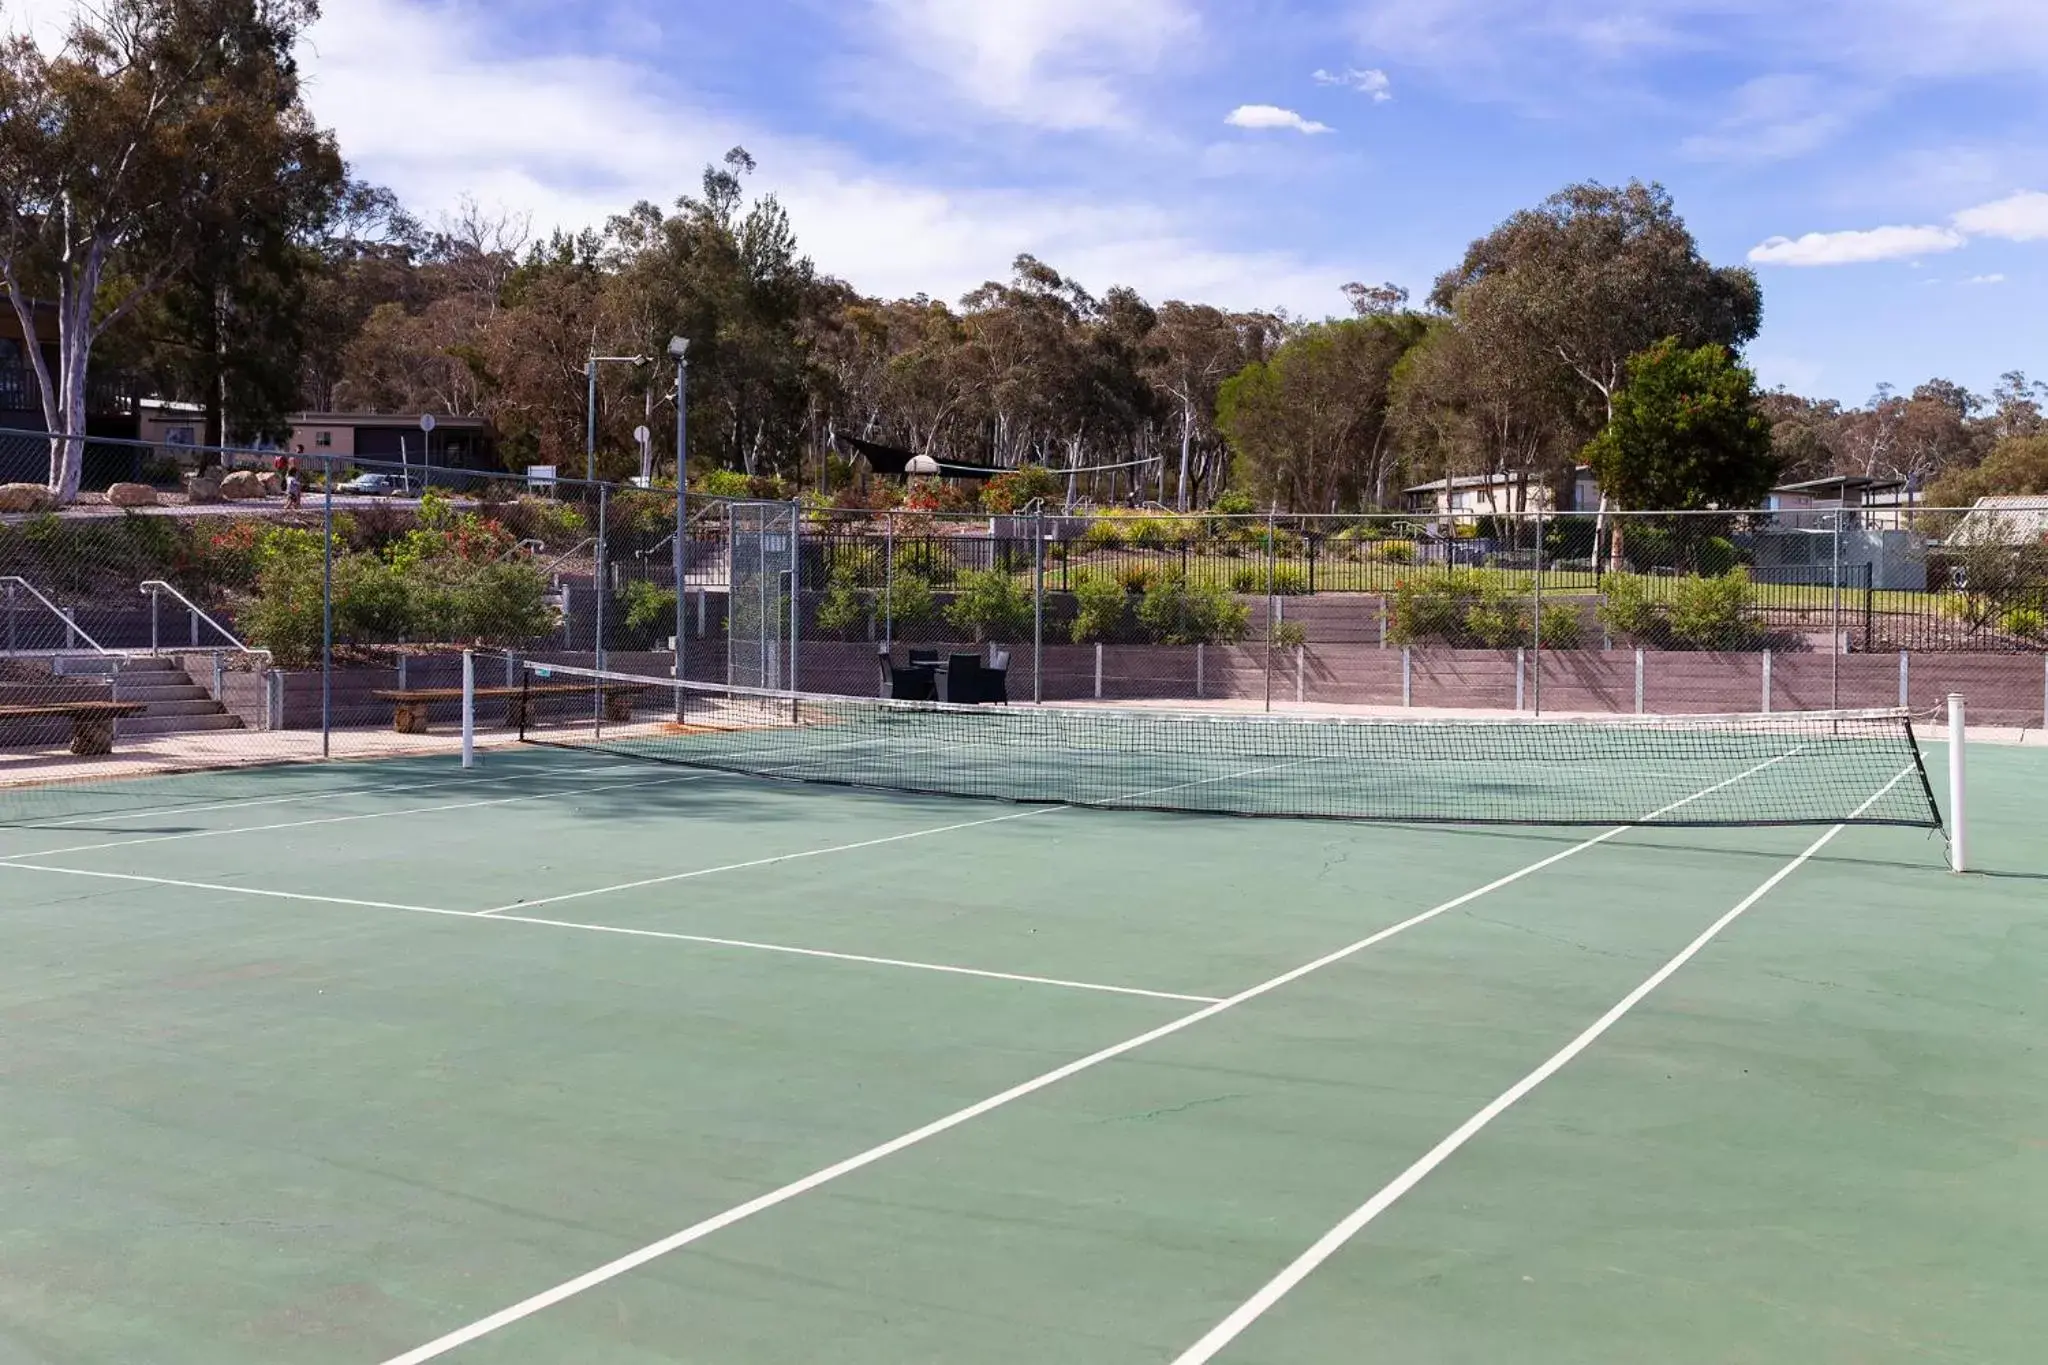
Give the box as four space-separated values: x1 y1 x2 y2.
139 580 264 657
0 576 110 654
494 537 545 563
540 538 597 578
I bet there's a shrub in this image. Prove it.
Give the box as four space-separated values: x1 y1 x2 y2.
1376 540 1416 564
1596 575 1662 642
946 568 1034 642
980 465 1063 513
1273 619 1307 648
1387 574 1480 646
893 539 956 585
1136 572 1250 645
884 571 936 629
1998 605 2045 640
1666 571 1760 650
696 468 753 498
619 579 679 643
1070 572 1130 643
1210 489 1256 516
1619 523 1676 572
815 574 872 639
1695 535 1740 577
1127 516 1187 548
1538 603 1584 649
1464 583 1530 648
1115 562 1156 594
1077 517 1126 551
1228 563 1309 596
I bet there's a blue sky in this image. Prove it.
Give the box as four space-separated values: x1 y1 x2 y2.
22 0 2047 404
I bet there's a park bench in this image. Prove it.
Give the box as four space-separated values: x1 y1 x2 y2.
0 700 149 755
372 683 648 734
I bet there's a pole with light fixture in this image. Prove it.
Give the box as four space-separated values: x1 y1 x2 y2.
668 336 689 704
585 353 652 484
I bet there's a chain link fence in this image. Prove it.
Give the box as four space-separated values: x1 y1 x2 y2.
5 426 2047 810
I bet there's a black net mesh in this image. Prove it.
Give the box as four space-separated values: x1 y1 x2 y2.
507 658 1942 830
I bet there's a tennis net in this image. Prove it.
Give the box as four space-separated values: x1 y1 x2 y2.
499 659 1942 829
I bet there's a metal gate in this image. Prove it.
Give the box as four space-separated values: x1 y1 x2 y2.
727 501 798 690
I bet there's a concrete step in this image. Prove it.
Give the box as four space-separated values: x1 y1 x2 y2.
114 683 211 703
115 656 187 672
129 697 229 717
116 713 245 737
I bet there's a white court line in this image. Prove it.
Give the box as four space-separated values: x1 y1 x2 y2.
0 863 1204 1004
1167 763 1917 1365
473 914 1221 1004
374 751 1799 1365
0 762 639 831
0 772 707 861
474 756 1326 916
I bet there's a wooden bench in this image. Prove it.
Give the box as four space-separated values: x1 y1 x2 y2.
0 701 149 755
372 684 648 734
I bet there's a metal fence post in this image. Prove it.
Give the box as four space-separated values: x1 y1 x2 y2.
1263 508 1277 714
1401 645 1412 707
1899 651 1909 708
788 499 801 693
1094 641 1103 699
321 463 333 757
1762 649 1773 713
884 510 896 658
1196 642 1206 699
1532 509 1545 716
1634 647 1646 714
674 463 687 702
1295 644 1305 705
1830 509 1843 709
1032 507 1044 704
1515 647 1526 712
148 588 159 656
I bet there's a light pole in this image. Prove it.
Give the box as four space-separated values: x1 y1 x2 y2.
668 336 689 697
585 353 652 484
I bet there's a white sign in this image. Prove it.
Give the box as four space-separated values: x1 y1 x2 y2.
527 464 558 493
419 413 437 432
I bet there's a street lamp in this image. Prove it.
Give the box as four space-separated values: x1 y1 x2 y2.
585 352 652 483
667 337 690 697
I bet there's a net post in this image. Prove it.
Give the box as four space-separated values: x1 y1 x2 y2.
594 482 608 735
460 649 476 770
1947 693 1967 874
517 666 530 743
1634 648 1645 714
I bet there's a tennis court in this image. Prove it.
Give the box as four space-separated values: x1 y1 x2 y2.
1 693 2043 1364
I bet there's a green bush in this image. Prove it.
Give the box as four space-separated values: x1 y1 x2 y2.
1376 541 1416 564
618 579 679 642
1116 562 1156 594
945 568 1033 641
1695 535 1740 577
1210 489 1256 516
1387 574 1480 646
1464 583 1530 648
1228 563 1309 595
884 571 936 629
894 539 956 585
980 465 1064 513
815 574 872 639
1539 603 1584 649
1077 517 1126 551
1596 575 1662 642
1070 572 1130 643
1273 619 1307 648
1127 516 1188 548
2000 605 2047 639
696 468 753 498
1136 572 1250 645
1667 572 1760 650
1619 523 1676 572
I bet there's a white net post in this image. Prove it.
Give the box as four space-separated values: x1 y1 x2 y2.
461 649 476 770
1947 693 1967 874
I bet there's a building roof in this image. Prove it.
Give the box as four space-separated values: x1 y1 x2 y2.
1772 475 1907 494
1948 495 2048 546
289 411 490 429
1402 473 1528 494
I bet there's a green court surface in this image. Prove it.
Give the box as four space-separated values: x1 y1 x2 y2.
1 739 2042 1364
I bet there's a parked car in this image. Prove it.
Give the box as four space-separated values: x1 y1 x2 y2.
334 473 401 496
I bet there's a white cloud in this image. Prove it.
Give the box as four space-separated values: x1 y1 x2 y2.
1224 105 1333 135
1680 73 1865 164
1966 273 2006 285
1952 190 2048 241
1748 225 1966 266
285 0 1353 316
1313 67 1393 101
865 0 1198 132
